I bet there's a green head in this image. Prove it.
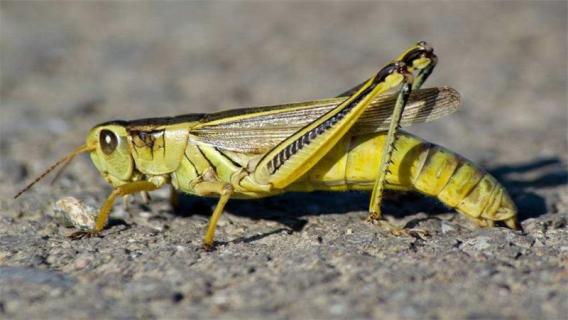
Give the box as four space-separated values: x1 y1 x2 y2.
86 124 135 186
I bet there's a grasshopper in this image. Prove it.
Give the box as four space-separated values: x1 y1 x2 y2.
16 42 518 249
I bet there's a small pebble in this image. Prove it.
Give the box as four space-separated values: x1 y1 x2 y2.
50 197 97 231
74 255 92 269
139 211 153 219
441 222 455 234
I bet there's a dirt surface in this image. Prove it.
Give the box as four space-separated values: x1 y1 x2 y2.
1 2 567 319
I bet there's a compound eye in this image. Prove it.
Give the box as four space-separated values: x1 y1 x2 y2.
100 129 118 155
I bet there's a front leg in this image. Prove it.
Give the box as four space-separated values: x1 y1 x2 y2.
193 181 234 250
70 180 162 239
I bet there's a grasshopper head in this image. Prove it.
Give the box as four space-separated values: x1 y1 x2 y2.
87 124 134 186
14 123 134 199
14 123 135 199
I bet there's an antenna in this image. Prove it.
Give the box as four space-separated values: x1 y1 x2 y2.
14 144 95 199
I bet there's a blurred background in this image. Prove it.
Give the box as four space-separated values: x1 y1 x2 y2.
1 2 565 163
0 1 566 319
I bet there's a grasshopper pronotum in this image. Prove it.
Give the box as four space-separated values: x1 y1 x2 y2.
16 42 518 249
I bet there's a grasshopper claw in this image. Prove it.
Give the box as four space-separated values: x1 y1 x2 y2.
388 225 429 240
370 218 430 240
202 241 216 252
69 230 101 240
405 228 430 240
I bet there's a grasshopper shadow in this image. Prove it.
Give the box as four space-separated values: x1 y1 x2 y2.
488 157 567 221
175 156 566 232
175 189 448 232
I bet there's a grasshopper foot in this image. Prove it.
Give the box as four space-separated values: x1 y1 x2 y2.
370 218 430 240
365 211 382 223
397 227 430 240
202 240 216 252
69 230 102 240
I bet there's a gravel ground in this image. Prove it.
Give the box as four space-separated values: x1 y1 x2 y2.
1 2 567 319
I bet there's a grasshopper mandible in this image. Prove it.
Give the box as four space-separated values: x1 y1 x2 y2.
16 42 518 249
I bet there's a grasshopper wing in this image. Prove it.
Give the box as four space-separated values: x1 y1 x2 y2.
190 87 460 154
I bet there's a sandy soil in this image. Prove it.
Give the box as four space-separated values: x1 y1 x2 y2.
1 2 567 319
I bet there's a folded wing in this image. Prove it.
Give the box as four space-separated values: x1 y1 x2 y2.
190 87 460 154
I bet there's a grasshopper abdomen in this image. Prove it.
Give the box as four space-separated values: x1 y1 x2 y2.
291 131 517 228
